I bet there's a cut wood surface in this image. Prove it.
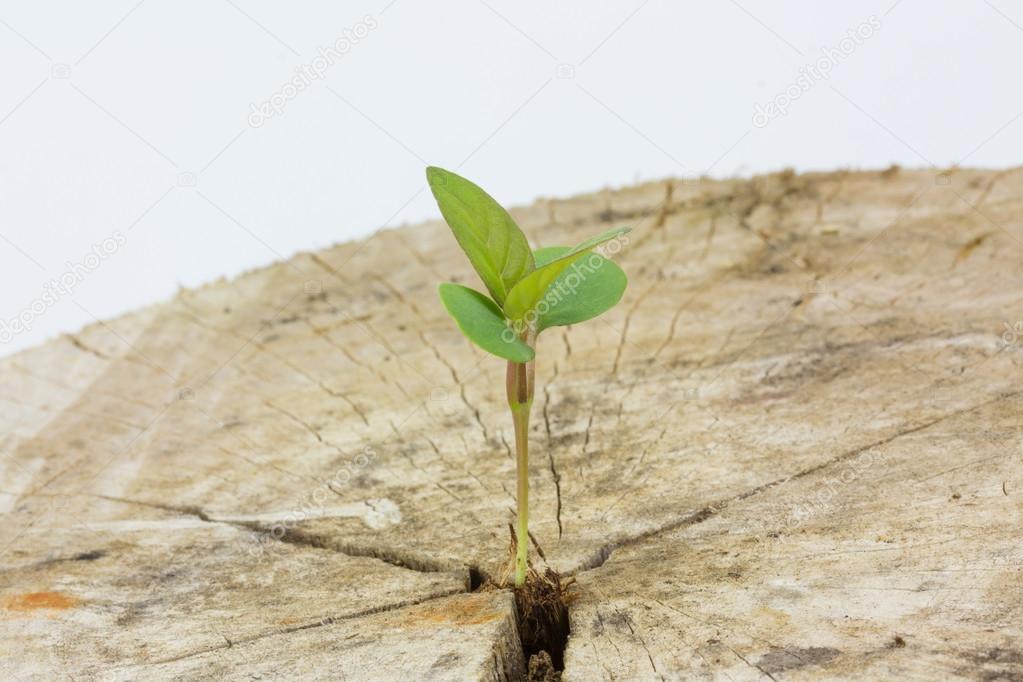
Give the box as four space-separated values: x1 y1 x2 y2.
1 167 1021 680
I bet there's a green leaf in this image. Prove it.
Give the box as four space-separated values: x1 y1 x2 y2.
538 226 630 268
533 246 566 268
531 247 628 331
426 167 534 305
437 283 534 363
503 226 630 322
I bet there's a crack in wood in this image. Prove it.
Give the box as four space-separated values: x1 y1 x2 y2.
571 388 1023 575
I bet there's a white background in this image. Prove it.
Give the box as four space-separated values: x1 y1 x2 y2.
2 0 1021 356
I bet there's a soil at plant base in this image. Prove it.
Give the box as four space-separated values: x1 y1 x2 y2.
515 567 572 681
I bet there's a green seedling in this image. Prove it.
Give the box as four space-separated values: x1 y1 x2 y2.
427 166 629 587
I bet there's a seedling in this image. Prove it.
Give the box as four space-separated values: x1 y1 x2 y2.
427 166 629 587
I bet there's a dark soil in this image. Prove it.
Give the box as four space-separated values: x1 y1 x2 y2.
515 567 572 680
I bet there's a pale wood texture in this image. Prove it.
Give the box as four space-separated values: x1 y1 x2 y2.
1 167 1021 680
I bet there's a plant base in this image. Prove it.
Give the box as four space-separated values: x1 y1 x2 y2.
514 567 572 677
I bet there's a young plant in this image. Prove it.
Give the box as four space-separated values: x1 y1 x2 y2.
427 166 629 587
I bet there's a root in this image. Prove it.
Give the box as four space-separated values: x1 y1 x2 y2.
515 567 573 677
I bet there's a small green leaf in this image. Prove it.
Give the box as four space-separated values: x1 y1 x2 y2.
438 283 534 363
503 227 630 322
531 247 628 331
426 167 534 305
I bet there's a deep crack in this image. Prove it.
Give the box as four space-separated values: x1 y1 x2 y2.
547 452 563 540
92 494 467 580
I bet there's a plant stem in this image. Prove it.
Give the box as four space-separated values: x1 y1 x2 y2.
507 330 536 587
510 399 530 586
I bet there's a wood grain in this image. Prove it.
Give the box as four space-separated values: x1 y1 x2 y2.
1 167 1020 680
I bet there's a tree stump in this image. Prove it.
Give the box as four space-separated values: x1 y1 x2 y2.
1 167 1021 680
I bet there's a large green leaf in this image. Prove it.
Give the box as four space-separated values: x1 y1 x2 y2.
426 167 534 306
531 247 628 331
503 226 630 322
437 283 534 362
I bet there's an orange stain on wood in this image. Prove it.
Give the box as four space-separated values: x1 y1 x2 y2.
3 591 79 611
